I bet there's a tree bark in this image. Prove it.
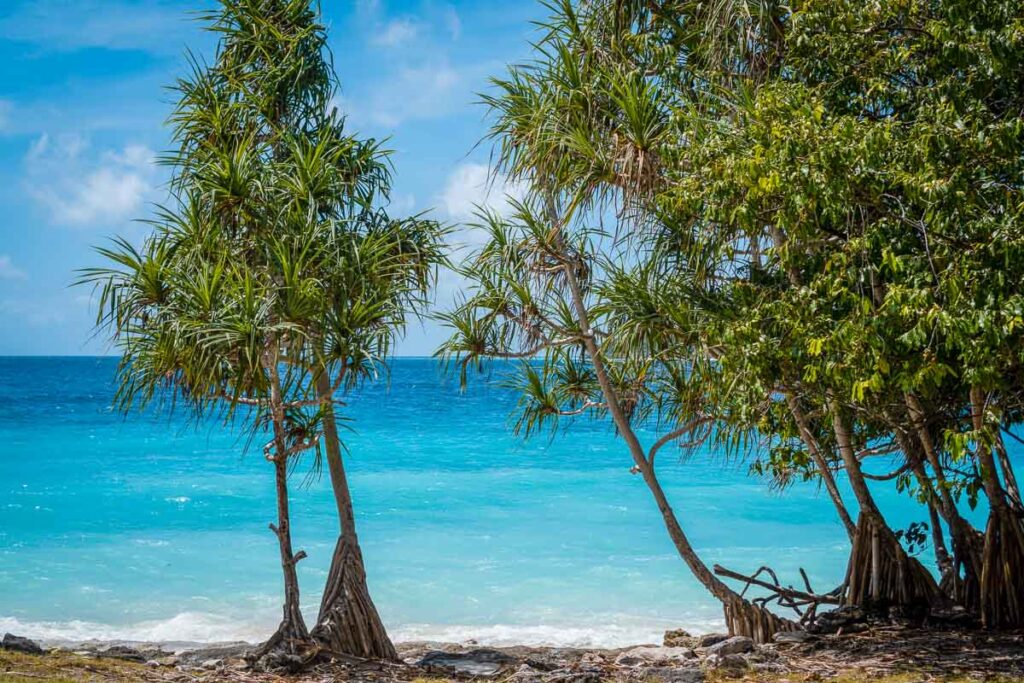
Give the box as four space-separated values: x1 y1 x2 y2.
829 402 940 612
255 364 312 663
785 393 857 540
310 371 397 660
904 393 984 610
559 245 794 642
970 388 1024 629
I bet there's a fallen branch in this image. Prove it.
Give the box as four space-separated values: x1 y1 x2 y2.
714 563 843 625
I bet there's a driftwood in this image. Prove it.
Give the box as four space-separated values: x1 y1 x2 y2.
714 563 843 626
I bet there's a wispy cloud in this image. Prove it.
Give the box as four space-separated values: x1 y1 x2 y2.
372 18 420 47
0 100 11 133
0 0 193 54
25 134 157 228
441 163 525 223
444 6 462 41
347 61 472 128
0 255 27 281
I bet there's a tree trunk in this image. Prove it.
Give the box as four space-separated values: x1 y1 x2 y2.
255 367 312 664
786 393 856 541
830 403 941 613
904 393 984 611
310 371 397 661
971 388 1024 629
558 247 795 642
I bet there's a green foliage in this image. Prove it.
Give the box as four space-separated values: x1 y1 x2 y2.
82 0 447 456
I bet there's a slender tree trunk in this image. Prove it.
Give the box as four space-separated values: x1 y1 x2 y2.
904 393 984 610
993 432 1022 509
829 402 940 612
255 365 312 664
785 393 856 540
889 426 956 587
970 388 1024 629
559 246 794 642
310 371 397 660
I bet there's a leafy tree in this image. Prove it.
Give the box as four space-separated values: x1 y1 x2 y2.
83 0 445 663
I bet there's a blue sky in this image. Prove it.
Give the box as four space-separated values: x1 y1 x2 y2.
0 0 542 356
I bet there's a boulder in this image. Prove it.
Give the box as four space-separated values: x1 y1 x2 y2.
696 633 730 648
614 646 696 667
703 636 753 656
419 648 517 677
1 634 44 655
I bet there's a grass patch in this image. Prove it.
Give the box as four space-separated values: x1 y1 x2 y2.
0 649 153 682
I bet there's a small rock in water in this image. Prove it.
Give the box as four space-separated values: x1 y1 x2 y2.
696 633 730 648
1 634 44 655
704 636 753 656
419 648 516 677
614 646 695 667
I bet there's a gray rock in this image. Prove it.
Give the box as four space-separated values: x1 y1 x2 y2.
703 636 753 656
705 653 749 675
98 645 146 662
695 633 729 648
1 634 44 655
201 658 223 669
638 666 705 683
614 646 695 667
773 630 816 644
419 648 517 677
505 663 544 683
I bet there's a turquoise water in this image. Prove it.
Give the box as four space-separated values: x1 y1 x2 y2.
0 357 1003 647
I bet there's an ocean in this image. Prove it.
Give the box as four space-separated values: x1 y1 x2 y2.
0 357 1001 647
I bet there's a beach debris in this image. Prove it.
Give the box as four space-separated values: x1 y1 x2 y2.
1 634 43 655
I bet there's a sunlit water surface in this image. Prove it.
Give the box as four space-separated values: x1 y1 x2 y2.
0 357 1005 647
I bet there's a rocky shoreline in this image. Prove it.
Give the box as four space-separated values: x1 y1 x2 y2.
3 624 1024 682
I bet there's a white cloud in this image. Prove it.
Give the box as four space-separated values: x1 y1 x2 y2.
445 6 462 41
0 255 26 281
372 18 420 47
441 163 526 222
25 134 157 228
356 62 464 128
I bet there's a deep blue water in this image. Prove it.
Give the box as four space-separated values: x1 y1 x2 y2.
0 357 1004 646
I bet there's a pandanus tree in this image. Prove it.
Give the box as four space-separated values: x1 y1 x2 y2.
438 0 801 642
83 0 445 663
